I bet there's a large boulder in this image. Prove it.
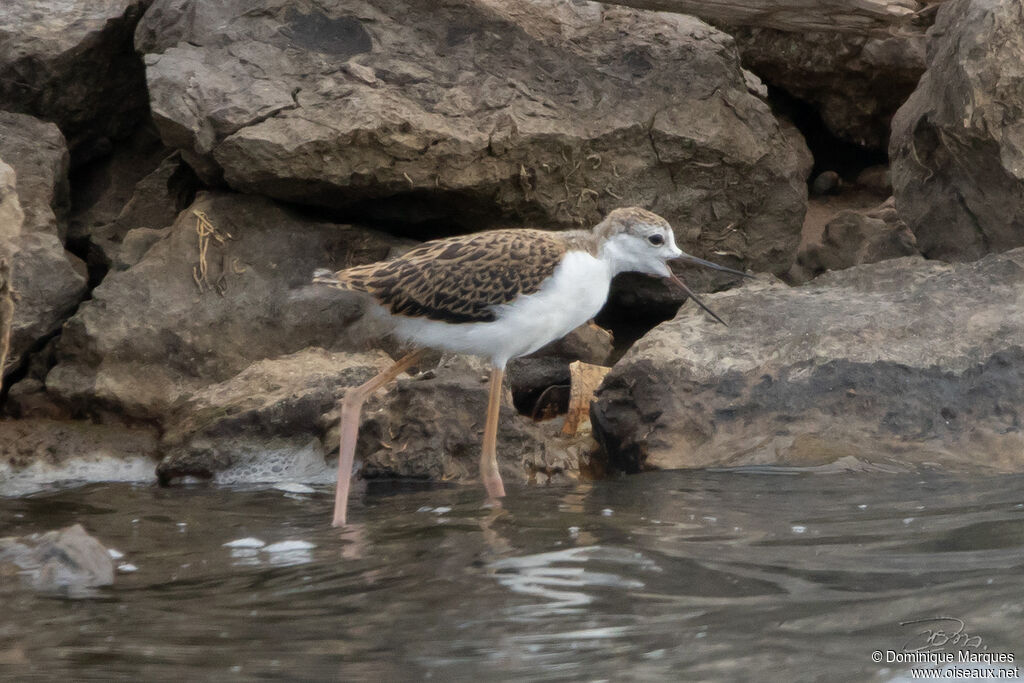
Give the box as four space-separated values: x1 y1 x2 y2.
45 192 407 421
0 0 153 162
732 28 926 149
592 249 1024 473
135 0 808 274
890 0 1024 261
0 113 87 377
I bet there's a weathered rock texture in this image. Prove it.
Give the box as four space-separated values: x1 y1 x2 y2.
0 524 114 594
0 159 22 384
732 28 926 149
356 356 589 486
135 0 808 274
67 124 176 244
158 348 395 483
601 0 930 35
795 197 919 279
46 192 405 421
890 0 1024 261
0 0 153 162
593 250 1024 473
79 149 199 272
0 113 87 377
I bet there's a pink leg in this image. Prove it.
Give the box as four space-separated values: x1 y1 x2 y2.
333 350 425 526
480 365 507 500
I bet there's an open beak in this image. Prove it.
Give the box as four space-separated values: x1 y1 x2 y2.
667 253 752 326
674 253 753 280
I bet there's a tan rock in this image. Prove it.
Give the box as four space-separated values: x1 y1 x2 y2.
136 0 808 274
593 250 1024 473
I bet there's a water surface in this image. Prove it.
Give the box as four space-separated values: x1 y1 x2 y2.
2 469 1023 680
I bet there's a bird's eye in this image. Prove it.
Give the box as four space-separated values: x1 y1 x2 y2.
648 234 665 246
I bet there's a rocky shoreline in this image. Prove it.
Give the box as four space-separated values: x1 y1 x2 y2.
1 0 1022 495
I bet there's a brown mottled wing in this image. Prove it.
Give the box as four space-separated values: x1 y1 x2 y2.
321 230 568 323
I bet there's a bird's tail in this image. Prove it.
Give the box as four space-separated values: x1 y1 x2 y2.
312 266 375 294
312 268 338 285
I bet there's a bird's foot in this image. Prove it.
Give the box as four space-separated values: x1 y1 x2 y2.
482 473 506 499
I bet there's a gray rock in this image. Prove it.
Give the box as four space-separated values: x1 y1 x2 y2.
355 355 588 486
0 113 87 377
811 170 842 196
0 524 114 595
732 27 926 149
46 192 407 420
592 250 1024 473
158 348 396 483
8 232 88 371
136 0 808 274
67 125 176 245
796 197 919 278
854 165 892 194
890 0 1024 260
0 0 152 162
89 153 197 270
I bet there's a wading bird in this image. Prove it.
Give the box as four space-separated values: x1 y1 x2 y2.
314 207 749 525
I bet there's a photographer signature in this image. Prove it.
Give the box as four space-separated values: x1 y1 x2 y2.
901 617 986 652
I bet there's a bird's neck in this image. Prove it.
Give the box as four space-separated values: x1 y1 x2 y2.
595 234 640 276
559 229 629 276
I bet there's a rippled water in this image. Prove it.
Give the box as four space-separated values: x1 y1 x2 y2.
2 469 1023 681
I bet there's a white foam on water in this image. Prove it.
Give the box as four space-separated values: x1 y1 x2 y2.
264 540 315 553
212 439 335 485
223 538 265 549
263 540 316 567
272 482 316 494
0 456 156 497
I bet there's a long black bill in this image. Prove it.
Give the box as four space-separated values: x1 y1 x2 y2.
668 272 728 326
676 254 754 279
667 254 751 326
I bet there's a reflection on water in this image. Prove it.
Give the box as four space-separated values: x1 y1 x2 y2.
1 469 1023 680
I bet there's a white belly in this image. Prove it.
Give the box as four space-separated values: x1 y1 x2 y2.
388 250 612 368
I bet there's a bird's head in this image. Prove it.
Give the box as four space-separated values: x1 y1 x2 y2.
593 206 752 324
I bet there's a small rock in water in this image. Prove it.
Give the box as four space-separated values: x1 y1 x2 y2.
0 524 114 594
223 538 266 549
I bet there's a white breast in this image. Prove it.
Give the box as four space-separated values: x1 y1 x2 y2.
387 250 613 368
